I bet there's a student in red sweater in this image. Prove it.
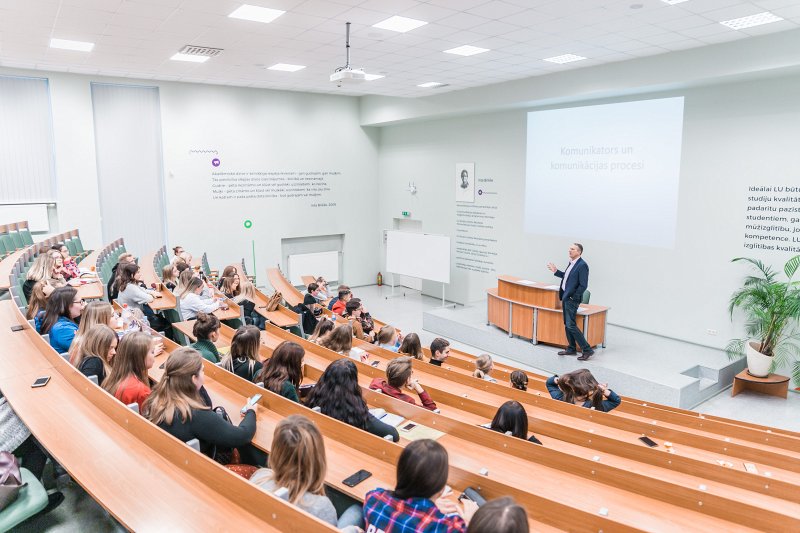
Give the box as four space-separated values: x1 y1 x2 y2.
369 356 437 411
103 331 156 412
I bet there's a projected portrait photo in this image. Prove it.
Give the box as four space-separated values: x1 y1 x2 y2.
455 162 475 203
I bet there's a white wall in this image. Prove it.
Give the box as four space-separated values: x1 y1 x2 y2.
0 67 380 286
377 73 800 349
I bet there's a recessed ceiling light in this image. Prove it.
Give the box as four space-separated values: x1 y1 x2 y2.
49 38 94 52
229 4 285 24
443 45 489 57
372 16 428 33
418 82 445 88
661 0 689 5
268 63 305 72
543 54 587 64
364 73 385 81
720 11 783 30
170 53 209 63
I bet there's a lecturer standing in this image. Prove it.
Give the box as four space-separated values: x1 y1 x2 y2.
547 243 594 361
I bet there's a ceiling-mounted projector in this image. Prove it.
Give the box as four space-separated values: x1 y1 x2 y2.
331 22 366 86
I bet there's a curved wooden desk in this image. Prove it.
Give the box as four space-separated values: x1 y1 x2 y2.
0 301 335 532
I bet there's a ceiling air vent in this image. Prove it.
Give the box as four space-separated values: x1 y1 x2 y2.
178 45 223 57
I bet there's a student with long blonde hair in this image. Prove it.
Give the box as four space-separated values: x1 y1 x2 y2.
161 263 179 291
103 332 155 412
220 325 262 382
179 277 221 320
250 415 362 529
145 347 262 466
68 301 116 363
73 325 118 386
23 253 59 301
238 280 265 329
472 354 497 383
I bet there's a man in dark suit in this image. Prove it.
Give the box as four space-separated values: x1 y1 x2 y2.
547 243 594 360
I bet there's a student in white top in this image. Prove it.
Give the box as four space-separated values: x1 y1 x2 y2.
116 263 159 312
179 277 224 320
174 269 213 300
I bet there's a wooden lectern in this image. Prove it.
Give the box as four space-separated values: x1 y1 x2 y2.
487 275 609 348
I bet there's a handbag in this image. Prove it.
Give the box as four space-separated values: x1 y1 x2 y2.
265 292 282 312
0 451 26 511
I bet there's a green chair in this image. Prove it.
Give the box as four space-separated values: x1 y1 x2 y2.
163 308 188 345
0 233 16 253
0 467 49 531
19 225 34 246
9 229 23 249
581 290 591 304
0 238 8 258
65 239 78 257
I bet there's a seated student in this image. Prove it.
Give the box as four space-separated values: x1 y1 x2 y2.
116 263 157 312
25 279 53 320
369 357 437 411
259 340 303 401
145 347 263 467
221 325 263 383
72 324 117 386
318 324 367 363
467 497 529 533
217 265 237 289
49 250 69 286
175 268 214 299
221 273 241 299
250 415 363 530
23 253 62 301
171 245 185 264
52 243 80 280
510 370 528 391
305 359 399 442
472 354 497 383
103 331 155 412
309 318 335 343
68 300 115 363
190 312 222 363
326 284 349 311
364 439 477 532
489 401 542 445
429 337 451 367
398 332 424 361
343 299 373 341
36 286 84 353
179 277 222 320
107 252 136 302
330 288 352 316
238 280 265 329
304 282 321 306
314 276 329 301
161 263 179 291
546 369 621 412
376 325 401 352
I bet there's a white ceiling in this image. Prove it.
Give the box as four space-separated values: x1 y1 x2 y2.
0 0 798 98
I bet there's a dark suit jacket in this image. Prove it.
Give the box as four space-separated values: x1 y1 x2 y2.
554 257 588 303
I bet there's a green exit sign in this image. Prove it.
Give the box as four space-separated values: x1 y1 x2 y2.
402 211 411 217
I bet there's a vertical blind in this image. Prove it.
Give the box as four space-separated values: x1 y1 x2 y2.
91 83 166 256
0 75 57 203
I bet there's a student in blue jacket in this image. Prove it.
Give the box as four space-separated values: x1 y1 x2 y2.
36 286 84 354
546 369 621 412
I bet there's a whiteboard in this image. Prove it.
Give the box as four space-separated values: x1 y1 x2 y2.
288 251 339 286
386 231 450 283
0 204 49 232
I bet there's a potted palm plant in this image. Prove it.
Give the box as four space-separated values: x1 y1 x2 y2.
727 255 800 383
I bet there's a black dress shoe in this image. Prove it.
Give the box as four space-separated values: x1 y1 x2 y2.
577 349 595 361
557 349 577 356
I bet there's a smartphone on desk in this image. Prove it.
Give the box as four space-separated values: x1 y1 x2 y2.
639 436 658 447
400 422 417 432
342 469 372 487
31 376 51 388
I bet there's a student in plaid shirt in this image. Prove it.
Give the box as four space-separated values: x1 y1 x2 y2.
363 439 477 533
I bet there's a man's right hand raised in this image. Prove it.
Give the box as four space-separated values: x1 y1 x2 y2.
547 262 558 273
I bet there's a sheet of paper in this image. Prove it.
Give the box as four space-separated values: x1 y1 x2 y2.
543 284 559 290
402 424 445 441
517 279 536 285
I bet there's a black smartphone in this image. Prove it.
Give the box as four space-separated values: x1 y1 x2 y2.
342 469 372 487
639 436 658 447
11 324 24 332
400 422 417 432
298 384 314 399
459 487 487 507
370 360 380 367
31 376 51 388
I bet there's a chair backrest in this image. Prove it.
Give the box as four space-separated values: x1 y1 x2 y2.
87 375 99 386
126 403 140 414
581 290 591 304
186 438 201 452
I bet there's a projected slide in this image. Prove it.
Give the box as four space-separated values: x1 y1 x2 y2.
524 97 684 248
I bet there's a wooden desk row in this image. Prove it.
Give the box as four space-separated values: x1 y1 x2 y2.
487 275 609 348
168 319 799 531
0 301 334 532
